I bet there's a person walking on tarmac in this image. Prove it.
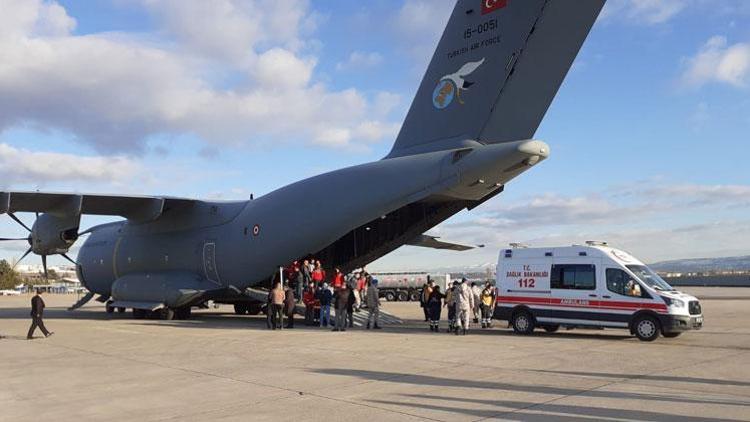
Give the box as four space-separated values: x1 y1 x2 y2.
480 284 494 328
427 285 444 332
27 289 53 340
366 278 382 329
317 282 333 327
284 284 296 328
456 279 475 335
270 282 285 330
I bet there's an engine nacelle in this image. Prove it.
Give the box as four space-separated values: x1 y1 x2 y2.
31 213 80 255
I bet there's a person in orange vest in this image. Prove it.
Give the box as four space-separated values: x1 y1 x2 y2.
331 267 345 290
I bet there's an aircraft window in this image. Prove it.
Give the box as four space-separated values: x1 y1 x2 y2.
551 264 595 290
606 268 648 298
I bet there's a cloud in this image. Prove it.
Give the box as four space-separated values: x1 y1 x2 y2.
336 51 383 71
392 0 454 63
644 183 750 206
141 0 317 65
601 0 686 24
428 182 750 260
681 36 750 88
0 143 142 186
0 0 399 154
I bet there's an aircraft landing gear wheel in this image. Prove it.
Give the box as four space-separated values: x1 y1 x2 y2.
117 307 126 313
158 308 175 320
175 307 192 320
132 308 147 319
234 304 248 315
105 302 115 314
634 315 660 341
543 324 560 333
397 291 408 302
663 332 681 338
384 291 396 302
512 310 535 335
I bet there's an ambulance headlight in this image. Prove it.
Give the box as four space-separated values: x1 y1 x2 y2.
662 296 685 308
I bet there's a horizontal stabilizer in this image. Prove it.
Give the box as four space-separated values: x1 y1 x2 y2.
407 234 476 251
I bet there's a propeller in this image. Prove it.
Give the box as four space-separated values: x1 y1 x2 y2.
3 212 86 279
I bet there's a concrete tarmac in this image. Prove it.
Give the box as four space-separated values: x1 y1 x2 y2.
1 287 749 421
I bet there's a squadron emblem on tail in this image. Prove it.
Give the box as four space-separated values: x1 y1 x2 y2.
432 58 485 109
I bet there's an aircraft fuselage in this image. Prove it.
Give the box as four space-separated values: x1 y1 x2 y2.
77 140 548 304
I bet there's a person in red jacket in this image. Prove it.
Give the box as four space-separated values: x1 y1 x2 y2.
331 267 345 289
303 283 317 325
311 261 325 285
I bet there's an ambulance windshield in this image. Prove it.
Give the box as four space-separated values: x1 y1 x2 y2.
626 265 674 291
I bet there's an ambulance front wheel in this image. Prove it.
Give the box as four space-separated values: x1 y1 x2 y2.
511 310 535 335
634 315 661 341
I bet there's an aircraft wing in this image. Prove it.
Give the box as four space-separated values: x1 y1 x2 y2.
0 191 196 222
406 234 477 251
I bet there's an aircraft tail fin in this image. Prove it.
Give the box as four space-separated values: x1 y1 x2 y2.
387 0 604 158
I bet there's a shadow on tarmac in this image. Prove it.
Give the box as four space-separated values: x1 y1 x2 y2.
529 369 750 388
308 369 750 412
366 393 745 422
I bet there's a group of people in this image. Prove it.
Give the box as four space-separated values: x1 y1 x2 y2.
420 278 496 335
268 261 383 331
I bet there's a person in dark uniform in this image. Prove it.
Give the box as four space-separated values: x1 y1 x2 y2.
427 285 444 332
27 289 53 340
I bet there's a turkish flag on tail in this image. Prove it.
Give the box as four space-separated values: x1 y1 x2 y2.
481 0 508 15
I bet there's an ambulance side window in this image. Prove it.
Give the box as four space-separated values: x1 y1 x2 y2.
606 269 643 298
551 264 596 290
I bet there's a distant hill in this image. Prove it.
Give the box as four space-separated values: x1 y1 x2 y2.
649 256 750 273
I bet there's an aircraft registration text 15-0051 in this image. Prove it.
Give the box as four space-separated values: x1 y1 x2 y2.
504 264 550 292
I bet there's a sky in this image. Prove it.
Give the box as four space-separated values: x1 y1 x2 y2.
0 0 749 271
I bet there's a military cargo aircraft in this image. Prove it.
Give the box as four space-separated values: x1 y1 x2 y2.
0 0 605 319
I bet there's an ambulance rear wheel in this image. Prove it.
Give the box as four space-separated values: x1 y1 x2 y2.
634 315 660 341
543 324 560 333
662 332 681 338
511 310 535 335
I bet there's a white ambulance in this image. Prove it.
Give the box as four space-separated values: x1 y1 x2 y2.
494 242 703 341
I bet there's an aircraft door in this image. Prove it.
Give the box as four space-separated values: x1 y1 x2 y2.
202 241 222 286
